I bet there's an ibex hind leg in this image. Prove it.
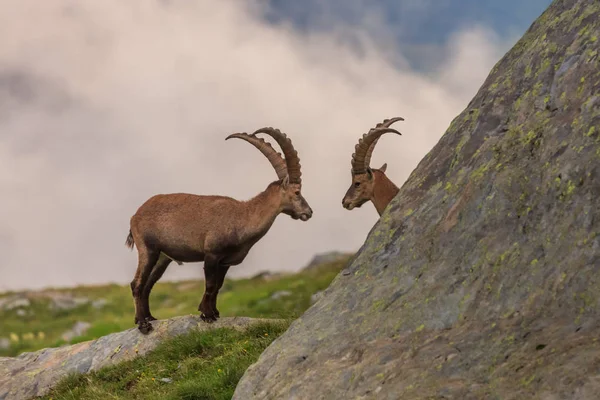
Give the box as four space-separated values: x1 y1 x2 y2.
130 246 160 334
141 253 172 322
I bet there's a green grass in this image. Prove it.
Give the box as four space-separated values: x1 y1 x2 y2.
0 256 350 357
39 320 289 400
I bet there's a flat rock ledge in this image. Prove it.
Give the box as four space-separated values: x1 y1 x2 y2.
0 316 278 400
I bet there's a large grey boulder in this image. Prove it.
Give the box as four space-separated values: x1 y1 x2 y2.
233 0 600 398
0 316 276 400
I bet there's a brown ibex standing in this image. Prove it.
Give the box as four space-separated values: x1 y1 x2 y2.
342 117 404 216
125 127 313 333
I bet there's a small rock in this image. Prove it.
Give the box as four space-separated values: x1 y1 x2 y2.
310 291 324 304
16 309 27 317
0 337 10 350
303 251 351 271
92 299 108 309
342 269 351 276
50 295 90 311
61 321 92 342
271 290 292 300
251 271 285 281
2 297 31 310
159 378 173 383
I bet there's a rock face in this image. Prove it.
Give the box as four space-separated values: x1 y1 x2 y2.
233 1 600 399
0 316 274 400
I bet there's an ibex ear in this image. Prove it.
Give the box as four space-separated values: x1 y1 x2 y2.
281 175 290 189
379 163 388 173
366 168 374 180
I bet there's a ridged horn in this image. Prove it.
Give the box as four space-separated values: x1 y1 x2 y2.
364 117 405 169
252 127 302 184
225 132 288 180
351 127 402 174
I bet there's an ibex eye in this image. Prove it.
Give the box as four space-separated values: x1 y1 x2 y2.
295 191 300 196
354 182 361 188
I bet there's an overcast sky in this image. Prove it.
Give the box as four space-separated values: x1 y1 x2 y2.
0 0 551 291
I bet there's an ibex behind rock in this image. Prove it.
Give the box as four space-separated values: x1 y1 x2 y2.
126 127 312 334
342 117 404 216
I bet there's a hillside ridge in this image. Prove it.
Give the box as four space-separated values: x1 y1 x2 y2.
0 316 276 400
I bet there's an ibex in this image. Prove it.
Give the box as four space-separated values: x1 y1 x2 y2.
125 127 313 334
342 117 404 216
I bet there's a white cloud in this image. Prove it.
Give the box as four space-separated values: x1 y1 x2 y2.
0 0 507 291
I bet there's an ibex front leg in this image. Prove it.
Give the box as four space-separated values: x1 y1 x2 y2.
212 265 230 319
198 255 219 322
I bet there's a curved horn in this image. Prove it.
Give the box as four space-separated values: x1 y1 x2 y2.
375 117 405 129
351 127 402 174
252 127 302 184
364 117 405 168
226 132 288 180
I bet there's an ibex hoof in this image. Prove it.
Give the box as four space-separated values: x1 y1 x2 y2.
135 315 157 324
138 320 154 334
200 313 217 323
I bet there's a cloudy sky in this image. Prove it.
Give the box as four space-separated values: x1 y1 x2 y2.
0 0 551 291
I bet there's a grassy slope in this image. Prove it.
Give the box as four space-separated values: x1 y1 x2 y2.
40 321 289 400
0 256 350 357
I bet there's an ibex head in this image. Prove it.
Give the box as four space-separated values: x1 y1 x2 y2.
342 117 404 211
226 127 313 221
